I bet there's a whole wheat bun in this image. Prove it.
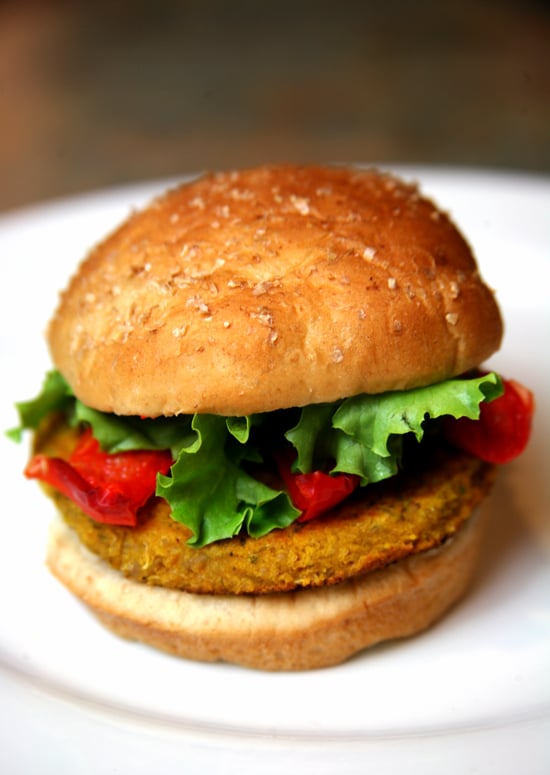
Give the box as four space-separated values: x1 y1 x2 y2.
48 165 503 417
47 507 487 671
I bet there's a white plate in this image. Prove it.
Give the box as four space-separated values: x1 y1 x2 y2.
0 168 548 774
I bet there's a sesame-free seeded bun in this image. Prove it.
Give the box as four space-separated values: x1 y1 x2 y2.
48 165 503 417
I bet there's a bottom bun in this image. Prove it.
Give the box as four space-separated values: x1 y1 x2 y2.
47 510 487 671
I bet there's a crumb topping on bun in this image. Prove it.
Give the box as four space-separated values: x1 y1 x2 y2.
48 165 503 417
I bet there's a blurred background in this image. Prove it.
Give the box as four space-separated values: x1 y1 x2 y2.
1 0 549 213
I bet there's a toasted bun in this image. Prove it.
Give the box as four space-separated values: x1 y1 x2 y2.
47 507 487 671
48 165 502 417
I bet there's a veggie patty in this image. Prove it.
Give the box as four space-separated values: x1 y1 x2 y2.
35 413 497 595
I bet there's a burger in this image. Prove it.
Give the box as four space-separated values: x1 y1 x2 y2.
10 165 534 671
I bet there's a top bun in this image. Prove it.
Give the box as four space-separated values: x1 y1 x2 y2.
48 165 503 417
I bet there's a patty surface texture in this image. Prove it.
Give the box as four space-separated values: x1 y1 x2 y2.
36 416 497 595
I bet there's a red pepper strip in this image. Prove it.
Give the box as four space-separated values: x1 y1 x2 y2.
25 430 173 526
443 378 534 465
275 449 360 522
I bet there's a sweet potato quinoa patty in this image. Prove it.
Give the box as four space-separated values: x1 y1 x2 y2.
35 414 496 596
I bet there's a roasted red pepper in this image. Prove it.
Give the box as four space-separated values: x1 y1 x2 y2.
443 378 534 464
276 449 360 522
25 429 173 526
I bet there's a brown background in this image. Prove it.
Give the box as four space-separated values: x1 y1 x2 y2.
1 0 549 213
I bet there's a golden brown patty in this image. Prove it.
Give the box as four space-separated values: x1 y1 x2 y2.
36 416 496 595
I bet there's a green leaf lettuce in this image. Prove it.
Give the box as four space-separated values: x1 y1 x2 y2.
9 369 503 547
